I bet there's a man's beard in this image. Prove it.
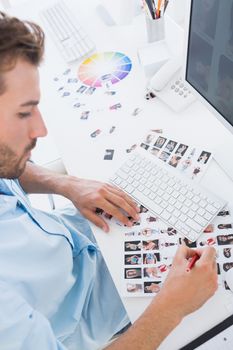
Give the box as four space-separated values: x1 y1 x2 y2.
0 140 36 179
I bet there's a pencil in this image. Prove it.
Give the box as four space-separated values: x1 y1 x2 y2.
156 0 162 18
186 253 200 272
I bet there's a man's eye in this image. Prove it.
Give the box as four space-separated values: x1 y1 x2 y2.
18 112 31 118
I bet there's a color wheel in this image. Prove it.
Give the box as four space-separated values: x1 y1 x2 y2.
78 52 132 87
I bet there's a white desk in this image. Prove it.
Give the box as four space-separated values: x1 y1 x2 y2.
9 1 233 348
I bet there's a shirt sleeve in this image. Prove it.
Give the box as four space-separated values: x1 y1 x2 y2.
0 280 68 350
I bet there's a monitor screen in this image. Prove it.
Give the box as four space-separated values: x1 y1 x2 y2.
185 0 233 126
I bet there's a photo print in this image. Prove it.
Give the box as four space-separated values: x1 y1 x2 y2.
144 281 161 294
140 130 212 182
123 205 233 296
165 140 177 153
125 268 142 279
154 136 167 148
104 149 115 160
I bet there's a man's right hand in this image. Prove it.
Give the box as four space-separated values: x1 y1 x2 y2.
106 244 218 350
157 244 218 320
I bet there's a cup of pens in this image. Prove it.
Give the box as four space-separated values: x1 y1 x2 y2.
143 0 169 42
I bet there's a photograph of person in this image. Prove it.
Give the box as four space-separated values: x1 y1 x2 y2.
124 254 142 265
146 215 158 223
168 154 181 168
143 252 160 264
80 111 90 120
197 151 211 164
150 147 160 156
143 267 161 279
142 240 159 251
223 262 233 272
104 213 113 220
182 237 197 248
125 268 142 279
203 224 215 233
139 228 158 237
76 85 87 93
160 227 177 236
181 157 192 171
153 136 167 149
140 143 149 150
126 283 143 293
95 207 104 215
218 224 232 230
144 282 161 294
144 133 155 144
159 151 170 162
175 143 188 156
165 140 177 153
160 241 178 248
191 166 201 179
124 216 141 227
85 86 96 95
139 205 148 213
217 210 230 217
126 143 137 153
223 248 232 258
217 234 233 245
125 231 137 238
124 241 142 252
215 55 233 121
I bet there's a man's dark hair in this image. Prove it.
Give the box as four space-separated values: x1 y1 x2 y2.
0 12 45 94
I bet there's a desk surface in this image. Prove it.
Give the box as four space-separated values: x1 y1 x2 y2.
9 1 233 349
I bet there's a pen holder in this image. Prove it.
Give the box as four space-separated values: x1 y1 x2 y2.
145 16 165 43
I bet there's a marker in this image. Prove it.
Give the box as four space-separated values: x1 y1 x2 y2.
186 253 200 272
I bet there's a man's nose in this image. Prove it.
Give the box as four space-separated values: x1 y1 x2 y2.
29 108 48 139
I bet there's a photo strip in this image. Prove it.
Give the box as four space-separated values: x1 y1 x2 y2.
140 130 213 182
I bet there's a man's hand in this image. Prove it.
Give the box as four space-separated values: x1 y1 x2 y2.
62 177 140 232
157 244 218 319
19 162 140 232
106 245 217 350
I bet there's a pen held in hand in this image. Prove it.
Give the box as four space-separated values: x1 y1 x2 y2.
186 253 200 272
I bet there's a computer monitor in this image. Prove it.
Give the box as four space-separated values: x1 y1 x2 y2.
183 0 233 179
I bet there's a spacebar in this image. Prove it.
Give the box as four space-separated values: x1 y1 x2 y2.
131 189 163 215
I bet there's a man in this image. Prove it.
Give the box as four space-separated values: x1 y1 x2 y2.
0 12 217 350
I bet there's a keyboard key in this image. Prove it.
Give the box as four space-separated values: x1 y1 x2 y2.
132 189 163 215
206 204 217 214
161 211 171 221
186 218 202 232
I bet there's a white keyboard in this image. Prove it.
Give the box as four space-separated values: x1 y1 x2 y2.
110 149 226 242
40 1 96 63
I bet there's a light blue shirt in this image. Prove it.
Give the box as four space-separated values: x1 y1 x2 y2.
0 179 128 350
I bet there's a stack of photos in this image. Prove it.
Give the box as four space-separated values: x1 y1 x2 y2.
121 205 233 297
140 130 212 182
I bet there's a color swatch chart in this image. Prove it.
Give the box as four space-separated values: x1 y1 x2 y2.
78 51 132 87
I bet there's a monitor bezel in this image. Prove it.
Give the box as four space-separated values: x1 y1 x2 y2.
183 0 233 135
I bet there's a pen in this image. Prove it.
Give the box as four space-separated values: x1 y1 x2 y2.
186 253 200 272
164 0 169 13
145 0 156 19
